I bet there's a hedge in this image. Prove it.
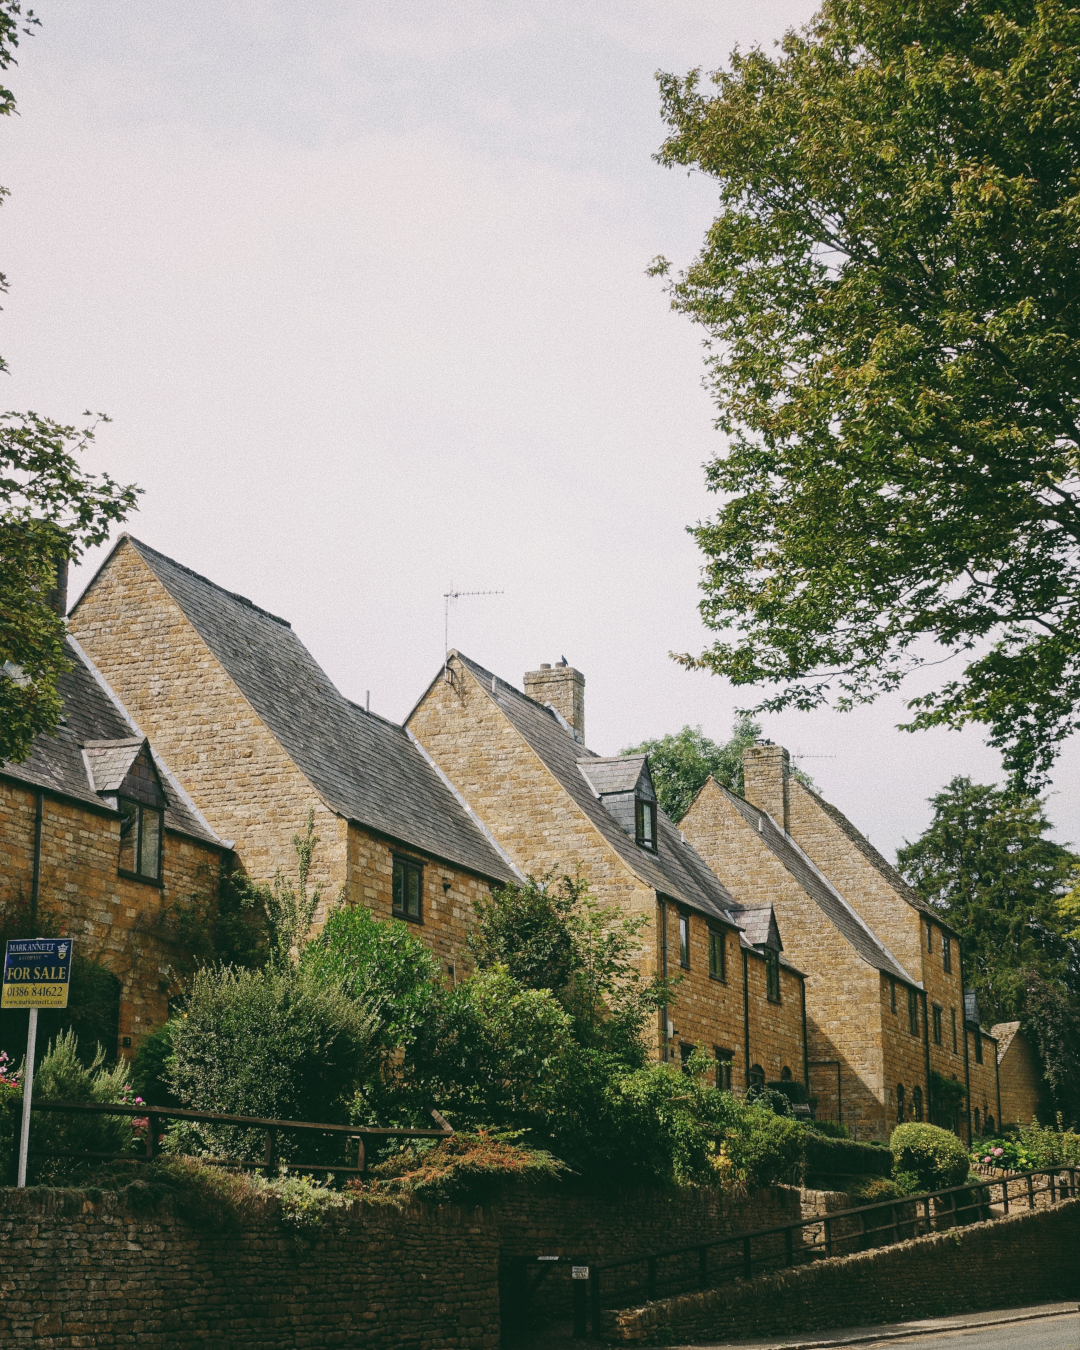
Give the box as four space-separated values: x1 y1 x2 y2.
804 1133 893 1178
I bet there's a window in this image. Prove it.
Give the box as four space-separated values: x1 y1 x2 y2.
678 913 690 968
912 1085 923 1121
765 948 781 1003
932 1005 943 1046
943 934 952 974
392 856 423 922
986 1114 995 1135
780 1065 793 1082
951 1007 958 1053
890 979 897 1013
708 929 726 982
635 798 657 851
926 922 933 953
974 1029 983 1064
896 1084 905 1122
714 1048 733 1092
749 1064 766 1091
679 1042 695 1075
908 987 920 1036
118 798 162 882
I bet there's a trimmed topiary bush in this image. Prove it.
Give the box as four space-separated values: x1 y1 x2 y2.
805 1133 893 1179
890 1122 969 1191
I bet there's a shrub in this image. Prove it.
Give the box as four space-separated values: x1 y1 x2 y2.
844 1174 905 1203
807 1119 849 1139
27 1030 138 1183
805 1133 892 1179
724 1104 805 1187
168 963 378 1164
130 1023 179 1107
890 1123 969 1191
359 1131 566 1203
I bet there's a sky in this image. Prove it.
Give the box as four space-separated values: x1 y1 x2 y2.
4 0 1079 860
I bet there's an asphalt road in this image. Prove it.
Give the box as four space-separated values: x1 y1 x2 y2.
858 1314 1078 1349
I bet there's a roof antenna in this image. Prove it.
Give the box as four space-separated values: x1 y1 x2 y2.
443 584 504 681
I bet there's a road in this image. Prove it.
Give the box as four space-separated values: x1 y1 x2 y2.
858 1314 1077 1348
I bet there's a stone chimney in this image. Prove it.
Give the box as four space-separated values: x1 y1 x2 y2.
48 554 69 618
524 660 585 743
743 741 790 833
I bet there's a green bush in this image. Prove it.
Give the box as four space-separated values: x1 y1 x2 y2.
807 1119 849 1139
129 1023 179 1107
168 963 378 1164
805 1133 892 1178
724 1103 805 1187
27 1030 137 1183
890 1123 969 1191
844 1174 906 1203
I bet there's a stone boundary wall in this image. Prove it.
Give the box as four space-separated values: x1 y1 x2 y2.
0 1187 498 1350
604 1198 1080 1344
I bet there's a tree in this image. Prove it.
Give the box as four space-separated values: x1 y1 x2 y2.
0 5 139 767
655 0 1080 788
621 715 811 822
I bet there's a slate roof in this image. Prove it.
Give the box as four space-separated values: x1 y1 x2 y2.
578 756 649 798
799 783 952 929
716 783 916 985
1 639 223 847
737 905 778 949
447 651 746 928
965 989 982 1027
82 739 146 795
110 537 515 883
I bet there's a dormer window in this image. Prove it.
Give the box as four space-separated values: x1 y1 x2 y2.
636 798 657 851
118 798 162 882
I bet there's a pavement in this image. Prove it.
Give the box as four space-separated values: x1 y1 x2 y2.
679 1302 1079 1349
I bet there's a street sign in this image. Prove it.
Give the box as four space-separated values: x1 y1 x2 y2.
3 937 74 1188
2 937 72 1010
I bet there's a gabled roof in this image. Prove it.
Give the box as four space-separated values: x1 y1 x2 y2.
578 755 653 799
83 739 147 794
799 782 951 929
97 537 514 883
990 1022 1020 1062
714 782 916 985
444 652 743 927
738 904 781 951
1 639 223 848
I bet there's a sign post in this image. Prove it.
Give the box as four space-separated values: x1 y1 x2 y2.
2 938 73 1187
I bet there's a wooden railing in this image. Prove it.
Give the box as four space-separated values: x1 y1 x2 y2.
10 1099 453 1183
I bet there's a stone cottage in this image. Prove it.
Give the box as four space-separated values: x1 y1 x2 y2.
0 630 227 1057
406 651 809 1092
681 743 1001 1141
990 1022 1041 1128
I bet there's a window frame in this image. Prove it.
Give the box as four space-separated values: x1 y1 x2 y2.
708 928 726 982
678 912 690 969
974 1029 983 1064
765 948 781 1003
912 1084 924 1121
635 797 658 852
896 1083 905 1122
942 934 952 974
714 1047 734 1092
749 1063 766 1092
391 854 425 924
678 1041 695 1075
117 796 164 885
908 987 920 1037
932 1004 943 1046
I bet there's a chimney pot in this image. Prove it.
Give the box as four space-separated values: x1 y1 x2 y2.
524 661 585 743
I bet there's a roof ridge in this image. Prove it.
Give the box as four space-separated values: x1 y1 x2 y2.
126 535 292 628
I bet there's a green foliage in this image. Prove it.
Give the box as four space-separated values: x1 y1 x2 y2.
28 1030 138 1183
655 0 1080 788
930 1069 968 1132
722 1102 806 1189
844 1174 906 1203
891 1123 970 1191
987 1118 1080 1169
807 1119 849 1140
167 963 378 1163
361 1130 566 1204
467 873 674 1062
241 809 330 960
1021 972 1080 1126
805 1133 893 1179
301 900 440 1056
620 717 761 821
129 1023 178 1107
898 779 1080 1022
158 860 269 976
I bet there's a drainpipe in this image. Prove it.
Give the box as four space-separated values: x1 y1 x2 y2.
994 1035 1002 1130
659 896 668 1063
742 946 751 1094
921 989 932 1123
800 976 809 1091
958 946 972 1144
30 789 43 927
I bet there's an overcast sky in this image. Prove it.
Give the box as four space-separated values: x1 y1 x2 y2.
4 1 1079 860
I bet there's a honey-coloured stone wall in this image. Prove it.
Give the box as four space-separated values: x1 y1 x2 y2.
0 776 223 1057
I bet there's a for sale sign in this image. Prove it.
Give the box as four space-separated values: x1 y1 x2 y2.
2 938 73 1010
